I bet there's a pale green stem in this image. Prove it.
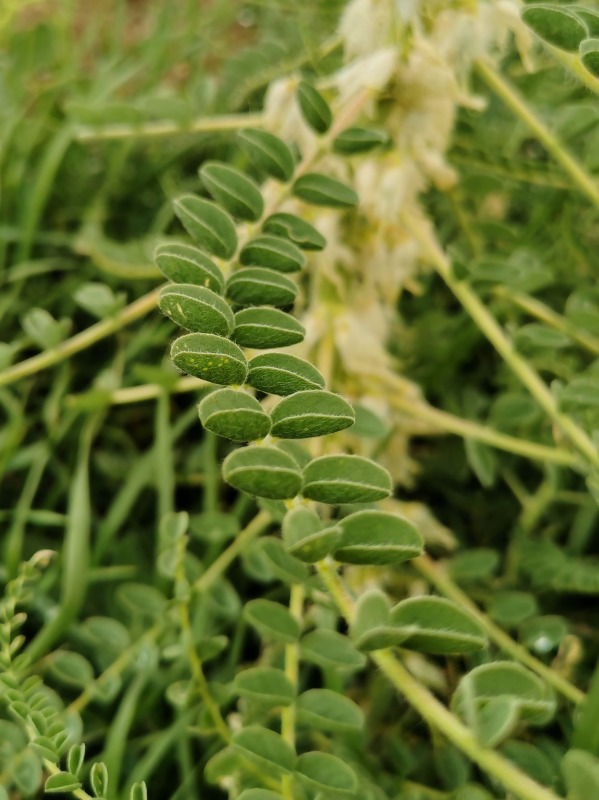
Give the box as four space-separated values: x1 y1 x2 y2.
192 510 271 596
281 584 304 800
475 59 599 211
545 46 599 97
73 113 264 142
409 217 599 470
0 289 159 389
381 379 581 468
413 553 584 705
494 287 599 357
315 560 564 800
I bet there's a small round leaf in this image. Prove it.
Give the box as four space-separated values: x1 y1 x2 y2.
233 307 305 349
295 751 358 797
234 667 295 707
45 773 82 794
521 5 588 52
171 332 248 385
198 388 271 441
296 81 332 134
247 353 325 396
300 629 366 670
390 596 487 655
270 390 355 439
238 128 295 181
222 445 302 499
334 509 423 565
296 689 364 732
239 235 306 273
200 160 264 221
580 38 599 78
258 536 309 583
233 726 296 775
158 284 234 335
173 194 237 258
226 268 297 307
263 212 326 251
283 508 341 563
293 173 358 208
302 454 392 504
333 126 388 154
244 599 301 644
238 791 285 800
154 243 225 292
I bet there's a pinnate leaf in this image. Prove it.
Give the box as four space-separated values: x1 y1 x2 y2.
263 212 326 250
233 666 295 706
390 596 487 655
270 390 355 439
200 160 264 221
226 268 297 307
233 307 305 349
158 284 234 335
293 173 358 208
171 332 248 385
173 194 237 258
198 388 271 442
302 454 392 504
335 509 423 565
238 128 295 181
154 242 225 292
296 81 332 133
239 235 306 273
521 4 588 52
247 353 325 396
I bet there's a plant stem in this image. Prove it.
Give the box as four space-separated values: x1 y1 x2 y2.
192 510 271 596
281 583 304 800
409 217 599 470
315 561 564 800
0 289 159 389
73 113 264 142
379 377 580 468
545 46 599 97
412 553 584 705
475 60 599 211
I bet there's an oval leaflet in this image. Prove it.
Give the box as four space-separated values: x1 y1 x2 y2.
198 388 271 442
158 284 234 335
170 332 248 385
222 445 302 499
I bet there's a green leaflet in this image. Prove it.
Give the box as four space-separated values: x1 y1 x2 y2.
390 596 487 655
333 126 388 155
243 599 301 644
452 662 556 728
351 589 405 651
238 128 296 182
239 235 306 273
302 454 392 504
283 506 342 562
293 173 359 208
247 353 325 395
170 332 248 385
296 81 332 134
487 591 538 627
45 773 82 794
47 651 94 689
158 284 234 335
222 444 303 498
295 751 358 797
577 9 599 37
238 792 285 800
263 212 326 251
90 763 108 797
258 536 309 584
334 509 423 565
198 388 271 442
200 160 264 221
562 750 599 800
226 267 297 307
233 725 296 775
296 689 364 732
233 666 295 706
173 194 237 258
521 5 588 52
299 629 366 670
580 38 599 78
233 306 305 349
270 390 355 439
154 242 225 293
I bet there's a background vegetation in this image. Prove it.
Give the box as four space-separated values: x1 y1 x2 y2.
2 1 599 799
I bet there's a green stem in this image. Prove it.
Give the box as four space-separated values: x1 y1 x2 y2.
413 553 584 705
192 510 271 596
0 289 159 389
315 561 564 800
73 112 264 142
409 218 599 470
281 583 304 800
545 46 599 97
475 60 599 211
